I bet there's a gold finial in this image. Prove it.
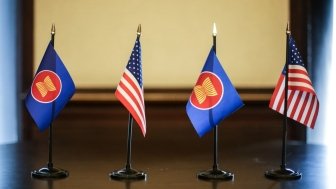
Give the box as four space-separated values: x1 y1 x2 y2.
137 24 141 36
212 22 217 37
286 22 291 35
51 24 55 35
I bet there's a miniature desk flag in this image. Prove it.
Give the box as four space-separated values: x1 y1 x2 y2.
186 48 244 137
25 42 75 131
115 37 146 136
269 35 319 128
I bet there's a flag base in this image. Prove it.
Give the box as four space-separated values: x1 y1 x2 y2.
31 167 69 179
265 168 301 180
109 167 146 180
197 169 234 181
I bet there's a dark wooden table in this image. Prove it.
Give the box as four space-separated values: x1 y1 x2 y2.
7 101 333 189
0 139 332 189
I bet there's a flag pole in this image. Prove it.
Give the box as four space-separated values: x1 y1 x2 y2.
197 23 233 181
264 23 301 180
212 24 219 172
48 23 55 171
110 24 146 180
125 114 134 171
31 24 69 179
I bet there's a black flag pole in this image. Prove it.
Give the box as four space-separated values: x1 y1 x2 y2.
264 23 301 180
197 23 233 181
110 24 146 180
31 24 69 179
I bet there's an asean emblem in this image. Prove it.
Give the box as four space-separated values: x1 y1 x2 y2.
190 71 223 110
31 70 62 103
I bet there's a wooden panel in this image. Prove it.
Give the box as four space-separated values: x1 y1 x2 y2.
72 88 274 102
30 88 284 144
20 0 34 140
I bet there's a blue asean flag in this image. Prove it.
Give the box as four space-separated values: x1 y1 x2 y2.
186 48 244 137
25 42 75 131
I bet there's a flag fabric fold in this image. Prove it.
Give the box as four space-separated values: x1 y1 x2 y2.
186 48 244 137
115 37 146 136
25 42 75 131
269 35 319 129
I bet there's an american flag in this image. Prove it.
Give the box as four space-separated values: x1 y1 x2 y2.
115 38 146 136
269 35 319 129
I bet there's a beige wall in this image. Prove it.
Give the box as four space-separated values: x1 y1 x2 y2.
34 0 288 88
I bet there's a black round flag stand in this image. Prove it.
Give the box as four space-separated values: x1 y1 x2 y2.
31 124 69 179
31 123 68 179
264 24 301 181
109 167 146 180
197 24 233 181
31 167 69 179
109 114 146 180
31 24 69 179
265 168 301 180
198 169 234 181
197 126 233 181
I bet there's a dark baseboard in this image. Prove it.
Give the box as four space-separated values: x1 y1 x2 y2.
71 87 274 103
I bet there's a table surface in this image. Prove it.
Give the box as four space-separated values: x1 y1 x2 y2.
3 103 334 189
0 139 334 189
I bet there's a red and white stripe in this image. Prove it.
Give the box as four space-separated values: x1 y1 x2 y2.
269 65 319 128
115 69 146 136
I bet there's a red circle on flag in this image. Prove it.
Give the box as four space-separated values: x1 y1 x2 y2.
31 70 62 103
190 71 224 110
